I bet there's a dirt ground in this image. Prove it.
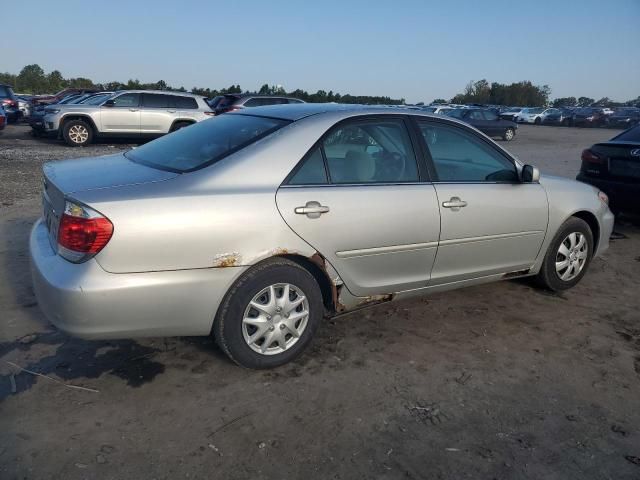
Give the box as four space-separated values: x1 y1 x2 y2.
1 123 639 480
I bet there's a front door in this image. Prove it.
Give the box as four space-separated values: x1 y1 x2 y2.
415 119 548 284
99 92 141 133
276 117 441 296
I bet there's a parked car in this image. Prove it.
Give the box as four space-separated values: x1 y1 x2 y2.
542 108 575 126
499 107 524 122
41 90 214 146
572 107 607 127
211 94 304 115
0 83 21 123
516 107 545 124
30 104 614 368
16 95 33 119
422 105 452 114
30 93 111 134
31 88 99 107
577 124 640 214
0 105 6 131
445 108 517 141
606 107 640 128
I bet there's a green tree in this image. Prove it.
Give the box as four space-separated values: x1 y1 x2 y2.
17 64 46 93
552 97 577 107
577 96 595 107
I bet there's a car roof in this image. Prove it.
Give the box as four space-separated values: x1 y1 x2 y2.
228 102 462 122
114 89 203 97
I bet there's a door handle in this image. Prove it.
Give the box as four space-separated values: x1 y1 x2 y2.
442 197 467 211
295 201 330 219
167 110 176 113
129 108 139 112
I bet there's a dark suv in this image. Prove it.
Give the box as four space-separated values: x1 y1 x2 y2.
0 84 21 123
572 107 607 127
577 125 640 214
210 94 304 115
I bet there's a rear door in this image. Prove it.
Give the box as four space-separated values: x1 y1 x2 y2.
99 92 141 133
415 118 548 284
276 116 441 296
140 93 174 133
481 110 502 136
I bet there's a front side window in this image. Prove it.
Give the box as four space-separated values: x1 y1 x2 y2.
125 114 289 172
111 93 140 108
482 110 498 121
468 111 484 120
418 122 518 182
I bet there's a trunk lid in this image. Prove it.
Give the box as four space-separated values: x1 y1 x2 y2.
590 141 640 182
41 153 179 249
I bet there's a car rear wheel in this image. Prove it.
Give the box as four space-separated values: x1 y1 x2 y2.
503 128 515 141
62 119 93 147
535 217 593 291
213 258 323 369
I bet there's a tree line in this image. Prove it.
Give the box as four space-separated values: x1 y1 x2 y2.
0 64 404 105
446 79 639 108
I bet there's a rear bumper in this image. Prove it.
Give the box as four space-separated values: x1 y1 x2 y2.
30 219 246 339
577 174 640 213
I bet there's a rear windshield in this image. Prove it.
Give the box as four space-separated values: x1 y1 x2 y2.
216 95 239 109
0 85 15 98
612 125 640 142
125 114 290 172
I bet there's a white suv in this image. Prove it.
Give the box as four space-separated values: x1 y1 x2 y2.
42 90 214 146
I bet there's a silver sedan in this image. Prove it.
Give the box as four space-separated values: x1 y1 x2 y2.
30 104 615 368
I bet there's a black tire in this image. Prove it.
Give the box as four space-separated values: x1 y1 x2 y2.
502 127 515 141
170 121 192 132
535 217 594 292
534 117 541 125
62 119 93 147
214 258 324 369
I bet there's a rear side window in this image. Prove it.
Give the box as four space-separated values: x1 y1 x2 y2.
482 110 498 120
142 94 173 108
288 118 419 185
174 96 198 109
125 114 289 172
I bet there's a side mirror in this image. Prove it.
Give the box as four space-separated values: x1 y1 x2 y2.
522 164 540 183
103 99 115 107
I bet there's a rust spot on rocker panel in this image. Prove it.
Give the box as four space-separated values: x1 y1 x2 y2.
309 252 345 313
357 294 392 307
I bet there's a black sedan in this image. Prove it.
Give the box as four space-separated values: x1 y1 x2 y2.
577 125 640 214
446 108 517 141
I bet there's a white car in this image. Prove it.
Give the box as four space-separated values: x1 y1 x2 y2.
516 108 546 124
422 105 453 114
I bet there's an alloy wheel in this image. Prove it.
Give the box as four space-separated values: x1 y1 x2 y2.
68 124 89 144
242 283 309 355
555 232 588 281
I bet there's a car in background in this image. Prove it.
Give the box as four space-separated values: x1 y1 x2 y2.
572 107 607 127
30 92 112 135
499 107 524 122
0 105 6 131
0 84 22 123
42 90 214 146
446 108 517 141
516 107 545 124
16 95 34 119
29 103 613 369
606 107 640 128
422 105 453 115
577 124 640 214
542 107 575 126
212 94 304 115
601 108 614 116
31 88 99 107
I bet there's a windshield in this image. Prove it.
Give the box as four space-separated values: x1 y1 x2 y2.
125 114 290 172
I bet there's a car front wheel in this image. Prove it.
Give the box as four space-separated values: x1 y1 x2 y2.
62 119 93 147
535 217 593 291
503 127 515 141
214 258 323 368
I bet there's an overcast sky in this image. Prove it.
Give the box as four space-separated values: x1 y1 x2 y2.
5 0 640 103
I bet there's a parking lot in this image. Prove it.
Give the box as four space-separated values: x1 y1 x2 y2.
1 123 639 479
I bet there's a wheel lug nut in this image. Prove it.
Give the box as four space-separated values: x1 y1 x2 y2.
269 326 275 331
266 315 271 320
280 324 286 330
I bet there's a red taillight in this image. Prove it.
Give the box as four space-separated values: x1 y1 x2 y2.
581 149 604 164
56 201 113 262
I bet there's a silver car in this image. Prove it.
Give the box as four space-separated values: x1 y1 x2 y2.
30 104 614 368
42 90 213 146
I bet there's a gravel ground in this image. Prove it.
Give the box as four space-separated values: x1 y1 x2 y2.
1 123 639 480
